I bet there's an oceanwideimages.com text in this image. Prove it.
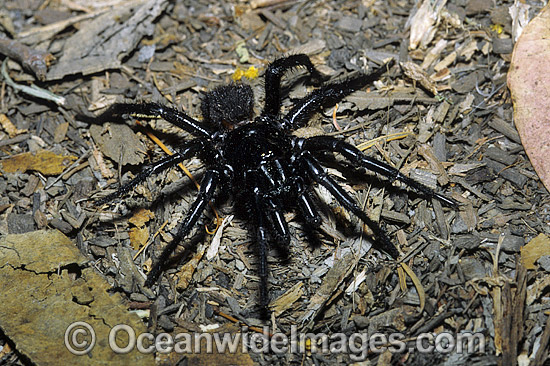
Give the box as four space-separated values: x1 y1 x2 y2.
65 322 485 360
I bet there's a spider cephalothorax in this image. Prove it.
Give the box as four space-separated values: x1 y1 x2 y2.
94 54 456 314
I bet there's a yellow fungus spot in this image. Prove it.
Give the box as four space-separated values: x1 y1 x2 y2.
232 66 258 81
244 66 259 79
232 68 245 81
490 24 503 34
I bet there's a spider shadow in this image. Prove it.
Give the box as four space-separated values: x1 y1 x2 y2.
90 158 211 244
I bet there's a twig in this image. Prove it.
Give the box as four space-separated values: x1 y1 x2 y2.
0 133 30 147
0 38 54 80
1 58 66 106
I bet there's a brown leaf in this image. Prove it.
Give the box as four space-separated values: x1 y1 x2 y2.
520 233 550 270
0 150 77 175
175 246 206 291
0 230 153 365
507 3 550 191
400 262 426 313
53 122 69 143
128 209 154 250
89 124 146 166
129 226 149 250
128 208 154 227
0 113 27 138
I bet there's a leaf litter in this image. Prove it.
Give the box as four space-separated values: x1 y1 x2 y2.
1 0 550 365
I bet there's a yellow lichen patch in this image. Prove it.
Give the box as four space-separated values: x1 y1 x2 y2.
491 24 504 34
243 65 259 79
0 230 152 365
0 150 77 175
232 68 245 81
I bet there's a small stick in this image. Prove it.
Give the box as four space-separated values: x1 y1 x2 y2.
0 38 54 81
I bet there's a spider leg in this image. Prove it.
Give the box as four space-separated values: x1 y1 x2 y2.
281 60 394 130
297 191 322 227
96 140 204 206
97 102 214 139
262 54 323 117
249 189 272 311
145 168 220 287
300 151 399 259
265 197 291 246
301 136 458 207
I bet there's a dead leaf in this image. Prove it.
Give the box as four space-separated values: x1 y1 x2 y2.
129 226 149 250
89 124 146 166
269 281 304 317
53 122 69 143
0 230 153 365
408 0 447 50
0 150 77 175
128 209 154 250
509 0 531 42
507 3 550 191
0 113 27 137
400 262 426 313
46 0 169 80
520 233 550 270
128 208 154 227
206 215 233 260
175 246 206 291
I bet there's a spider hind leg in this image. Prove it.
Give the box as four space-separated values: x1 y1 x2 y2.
96 141 203 206
250 192 272 314
301 151 399 259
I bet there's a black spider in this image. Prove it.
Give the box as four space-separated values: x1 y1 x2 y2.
94 54 457 313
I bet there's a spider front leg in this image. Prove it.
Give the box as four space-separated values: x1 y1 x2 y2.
96 140 204 205
262 54 323 117
281 60 394 130
97 102 214 139
145 168 220 287
300 151 399 259
301 136 458 207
